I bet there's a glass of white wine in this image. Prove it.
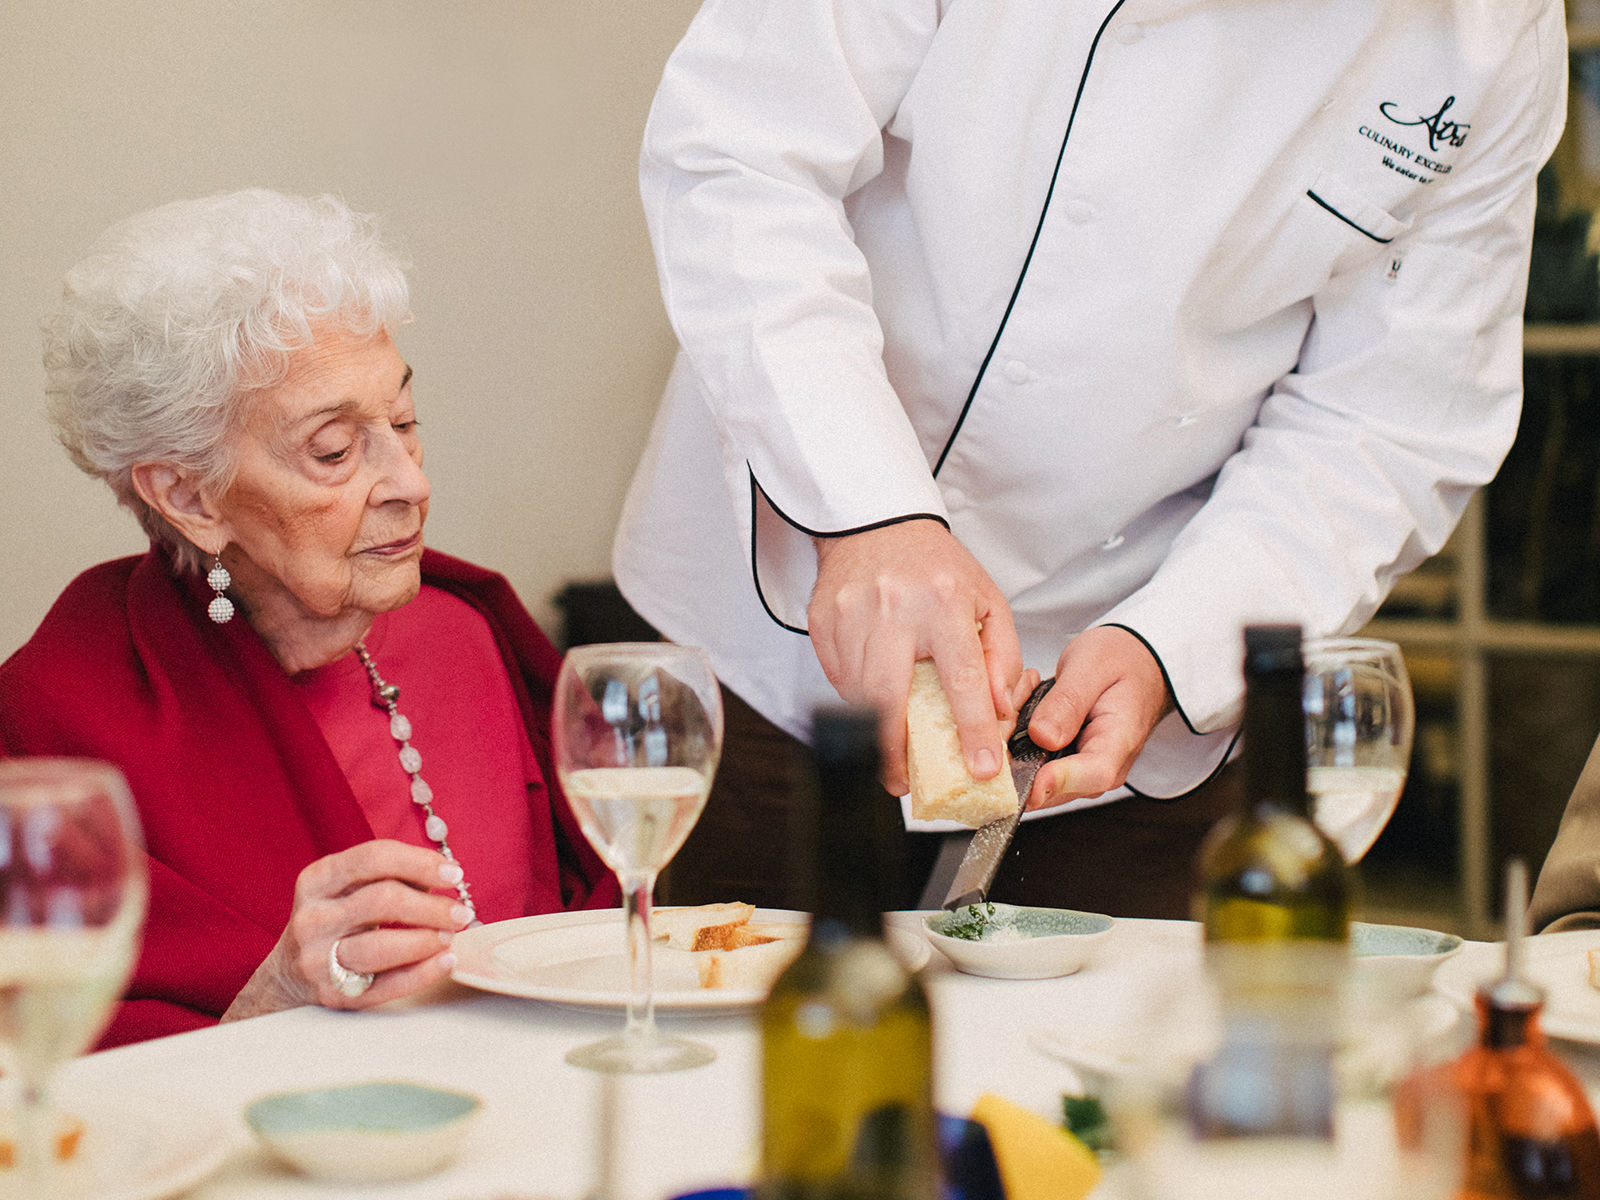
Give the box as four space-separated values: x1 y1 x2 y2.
1302 637 1415 864
552 642 723 1074
0 758 146 1191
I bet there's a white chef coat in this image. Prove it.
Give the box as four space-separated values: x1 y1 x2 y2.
613 0 1568 815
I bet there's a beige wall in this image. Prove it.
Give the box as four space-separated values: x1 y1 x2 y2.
0 0 700 660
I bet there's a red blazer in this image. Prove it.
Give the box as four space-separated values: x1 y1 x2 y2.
0 547 618 1047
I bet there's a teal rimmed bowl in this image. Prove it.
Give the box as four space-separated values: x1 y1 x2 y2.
925 903 1114 979
245 1080 481 1182
1351 920 1463 999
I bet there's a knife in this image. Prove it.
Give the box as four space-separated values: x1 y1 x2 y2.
915 677 1075 911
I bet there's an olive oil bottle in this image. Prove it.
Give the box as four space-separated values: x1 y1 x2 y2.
758 707 936 1200
1190 623 1353 1139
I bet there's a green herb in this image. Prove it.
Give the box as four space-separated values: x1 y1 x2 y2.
1062 1094 1114 1155
942 902 996 941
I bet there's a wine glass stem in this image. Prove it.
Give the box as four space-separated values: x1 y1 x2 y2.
621 871 658 1044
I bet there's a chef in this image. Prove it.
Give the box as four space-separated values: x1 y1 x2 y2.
613 0 1568 916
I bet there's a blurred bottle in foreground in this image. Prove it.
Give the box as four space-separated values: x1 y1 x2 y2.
1396 860 1600 1200
1190 623 1354 1139
757 707 936 1200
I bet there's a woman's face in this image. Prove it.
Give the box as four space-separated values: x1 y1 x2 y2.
214 326 430 631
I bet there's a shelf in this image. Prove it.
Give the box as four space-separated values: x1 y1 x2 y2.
1523 322 1600 355
1364 616 1600 656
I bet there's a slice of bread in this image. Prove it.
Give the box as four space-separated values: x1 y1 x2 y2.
716 924 780 950
653 905 806 991
697 954 724 989
695 933 806 991
0 1108 84 1167
906 660 1019 827
653 902 757 951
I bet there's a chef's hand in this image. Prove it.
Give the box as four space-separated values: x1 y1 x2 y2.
808 518 1032 795
221 840 473 1022
1024 626 1175 811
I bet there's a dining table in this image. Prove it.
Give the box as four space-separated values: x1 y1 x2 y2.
42 913 1600 1200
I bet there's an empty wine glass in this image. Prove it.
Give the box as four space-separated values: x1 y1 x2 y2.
552 642 723 1074
1302 637 1415 864
0 758 146 1192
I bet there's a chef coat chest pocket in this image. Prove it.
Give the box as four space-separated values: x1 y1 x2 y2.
1305 169 1412 248
1184 166 1413 339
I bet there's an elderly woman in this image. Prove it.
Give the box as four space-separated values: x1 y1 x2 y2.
0 189 617 1046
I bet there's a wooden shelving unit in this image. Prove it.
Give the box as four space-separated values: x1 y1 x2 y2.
1363 323 1600 938
1521 322 1600 355
1569 22 1600 53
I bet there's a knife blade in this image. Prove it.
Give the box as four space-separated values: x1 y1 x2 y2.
915 677 1075 911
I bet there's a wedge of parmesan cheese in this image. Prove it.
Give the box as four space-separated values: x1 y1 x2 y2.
1589 947 1600 991
906 660 1019 827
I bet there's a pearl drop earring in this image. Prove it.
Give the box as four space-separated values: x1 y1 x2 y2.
206 556 234 624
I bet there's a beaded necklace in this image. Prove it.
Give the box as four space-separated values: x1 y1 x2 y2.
354 642 478 924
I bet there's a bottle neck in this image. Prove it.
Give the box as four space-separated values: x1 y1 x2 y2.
809 793 893 937
1478 983 1546 1050
801 712 898 938
1241 666 1311 819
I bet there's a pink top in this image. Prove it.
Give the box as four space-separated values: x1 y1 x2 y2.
292 585 549 923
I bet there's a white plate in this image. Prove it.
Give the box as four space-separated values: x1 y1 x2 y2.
0 1087 235 1200
451 908 930 1010
1433 929 1600 1044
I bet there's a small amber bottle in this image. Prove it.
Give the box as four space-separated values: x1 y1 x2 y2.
1396 861 1600 1200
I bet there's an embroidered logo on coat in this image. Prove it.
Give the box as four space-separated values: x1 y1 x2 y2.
1379 95 1470 151
1356 95 1469 185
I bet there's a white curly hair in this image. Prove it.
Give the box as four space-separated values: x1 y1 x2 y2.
42 188 412 574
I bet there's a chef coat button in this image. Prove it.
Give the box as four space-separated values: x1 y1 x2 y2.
1003 359 1030 384
1116 23 1144 44
1174 412 1198 428
1101 533 1125 550
944 486 969 512
1065 200 1094 224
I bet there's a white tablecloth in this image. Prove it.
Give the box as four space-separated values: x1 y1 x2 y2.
52 917 1600 1200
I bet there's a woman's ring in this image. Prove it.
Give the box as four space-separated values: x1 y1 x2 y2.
328 939 375 998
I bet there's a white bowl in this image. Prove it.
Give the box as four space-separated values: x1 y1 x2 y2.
245 1080 481 1182
1350 921 1463 1000
924 903 1113 979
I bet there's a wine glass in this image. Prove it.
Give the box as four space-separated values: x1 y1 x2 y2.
1302 637 1415 863
0 758 146 1191
551 642 723 1074
1107 960 1466 1200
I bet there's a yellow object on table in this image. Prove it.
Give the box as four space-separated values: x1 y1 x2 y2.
971 1092 1101 1200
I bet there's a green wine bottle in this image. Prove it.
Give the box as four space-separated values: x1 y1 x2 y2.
758 707 936 1200
1190 623 1353 1139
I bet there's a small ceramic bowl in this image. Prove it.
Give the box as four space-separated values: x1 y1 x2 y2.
245 1080 481 1182
1350 920 1463 999
924 903 1114 980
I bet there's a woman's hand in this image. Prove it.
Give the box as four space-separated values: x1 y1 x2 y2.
221 839 474 1022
